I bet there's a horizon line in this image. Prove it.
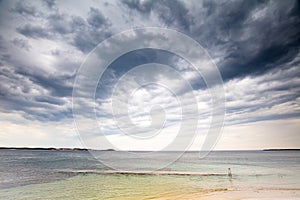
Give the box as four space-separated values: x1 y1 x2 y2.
1 147 300 151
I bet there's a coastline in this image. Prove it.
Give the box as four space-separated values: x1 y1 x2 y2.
0 147 90 151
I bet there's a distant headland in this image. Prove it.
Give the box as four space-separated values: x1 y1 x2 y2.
0 147 115 151
263 149 300 151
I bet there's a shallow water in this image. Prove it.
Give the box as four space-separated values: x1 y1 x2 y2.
0 150 299 199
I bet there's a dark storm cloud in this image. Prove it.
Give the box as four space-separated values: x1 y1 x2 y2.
71 8 112 53
12 1 39 17
0 35 5 50
14 3 112 53
47 12 74 35
194 0 300 81
216 7 300 80
0 65 73 121
223 56 300 125
122 0 300 81
1 0 299 124
96 49 178 99
1 2 113 121
16 24 51 39
43 0 56 9
14 67 74 97
122 0 194 30
71 24 111 53
87 7 110 29
220 40 299 81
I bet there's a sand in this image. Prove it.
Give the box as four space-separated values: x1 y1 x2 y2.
200 189 300 200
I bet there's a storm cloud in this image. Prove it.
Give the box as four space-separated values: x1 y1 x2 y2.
0 0 299 149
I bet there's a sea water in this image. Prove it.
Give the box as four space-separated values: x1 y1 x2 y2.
0 150 299 199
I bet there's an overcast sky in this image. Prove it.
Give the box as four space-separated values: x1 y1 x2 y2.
0 0 299 150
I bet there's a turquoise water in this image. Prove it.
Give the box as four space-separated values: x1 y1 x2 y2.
0 150 299 199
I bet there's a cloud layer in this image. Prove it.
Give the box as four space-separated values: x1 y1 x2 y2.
0 0 299 150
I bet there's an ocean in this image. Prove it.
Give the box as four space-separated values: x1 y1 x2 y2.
0 150 299 199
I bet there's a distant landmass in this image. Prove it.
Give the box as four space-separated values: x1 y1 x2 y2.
0 147 89 151
0 147 115 151
263 149 300 151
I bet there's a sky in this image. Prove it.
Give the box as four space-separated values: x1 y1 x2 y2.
0 0 299 150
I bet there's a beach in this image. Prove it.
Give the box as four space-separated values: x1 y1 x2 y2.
0 150 299 199
1 173 299 200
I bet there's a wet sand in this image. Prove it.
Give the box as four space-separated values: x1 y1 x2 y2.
201 189 300 200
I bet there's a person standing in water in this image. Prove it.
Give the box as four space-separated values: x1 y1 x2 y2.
228 168 232 178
